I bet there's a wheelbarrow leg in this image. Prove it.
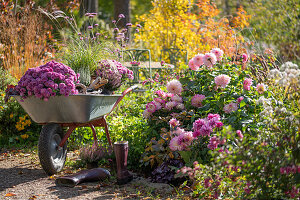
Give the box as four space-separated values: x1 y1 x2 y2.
100 117 112 147
59 125 77 148
89 124 99 147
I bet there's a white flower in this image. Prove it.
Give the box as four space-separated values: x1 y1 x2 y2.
176 103 185 110
166 79 183 94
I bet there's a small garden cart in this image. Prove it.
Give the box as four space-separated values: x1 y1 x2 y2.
12 85 137 175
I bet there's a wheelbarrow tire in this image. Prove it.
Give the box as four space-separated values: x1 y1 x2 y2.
38 124 67 175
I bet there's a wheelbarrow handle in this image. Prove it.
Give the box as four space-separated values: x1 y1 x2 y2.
122 85 138 96
105 85 138 117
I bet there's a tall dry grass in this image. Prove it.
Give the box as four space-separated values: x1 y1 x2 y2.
0 2 55 79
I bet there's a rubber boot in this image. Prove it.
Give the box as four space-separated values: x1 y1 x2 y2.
114 141 133 185
55 168 110 187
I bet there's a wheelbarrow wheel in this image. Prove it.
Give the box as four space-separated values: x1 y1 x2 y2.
38 124 67 175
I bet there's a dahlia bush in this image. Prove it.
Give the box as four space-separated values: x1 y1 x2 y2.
141 48 299 198
15 60 80 101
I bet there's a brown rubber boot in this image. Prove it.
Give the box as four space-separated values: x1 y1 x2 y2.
114 141 133 185
55 168 110 187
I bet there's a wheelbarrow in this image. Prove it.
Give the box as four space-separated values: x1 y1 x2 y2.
11 85 137 175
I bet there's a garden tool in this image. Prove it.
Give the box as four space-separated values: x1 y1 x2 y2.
114 141 133 185
88 77 108 91
55 167 111 187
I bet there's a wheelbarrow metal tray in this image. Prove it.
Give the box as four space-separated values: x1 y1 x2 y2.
13 94 122 124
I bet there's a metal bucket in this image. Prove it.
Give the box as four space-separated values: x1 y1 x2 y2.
13 94 122 124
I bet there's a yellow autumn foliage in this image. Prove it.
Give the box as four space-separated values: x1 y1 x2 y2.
135 0 250 67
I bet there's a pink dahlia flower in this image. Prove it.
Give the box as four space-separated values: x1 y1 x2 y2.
173 127 185 136
223 102 238 113
203 53 217 68
166 79 183 94
242 53 248 63
171 95 182 102
165 101 177 110
169 136 183 151
154 97 165 104
155 90 167 99
178 131 194 149
169 118 180 128
146 101 156 113
207 136 220 150
214 74 231 88
191 94 206 107
192 54 204 66
243 78 253 91
188 59 199 71
153 101 162 110
211 48 224 61
256 83 266 94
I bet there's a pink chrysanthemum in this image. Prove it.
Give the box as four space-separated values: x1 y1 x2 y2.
165 101 177 110
203 53 217 68
146 101 156 113
223 102 238 113
191 94 206 107
193 54 204 66
166 79 183 94
179 131 194 146
169 118 180 128
243 78 253 91
242 53 248 63
256 83 266 94
188 59 199 71
211 48 224 61
214 74 231 88
169 136 183 151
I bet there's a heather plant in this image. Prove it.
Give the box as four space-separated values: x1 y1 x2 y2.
79 143 110 164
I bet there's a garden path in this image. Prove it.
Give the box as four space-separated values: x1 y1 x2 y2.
0 149 174 200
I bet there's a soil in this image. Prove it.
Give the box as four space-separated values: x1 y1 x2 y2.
0 149 177 200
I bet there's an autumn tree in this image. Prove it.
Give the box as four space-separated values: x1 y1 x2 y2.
135 0 250 64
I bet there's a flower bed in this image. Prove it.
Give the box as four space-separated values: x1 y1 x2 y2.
140 48 300 199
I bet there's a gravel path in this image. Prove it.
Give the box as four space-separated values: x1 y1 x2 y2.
0 149 175 200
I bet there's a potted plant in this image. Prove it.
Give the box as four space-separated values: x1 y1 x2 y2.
79 143 110 169
95 59 134 94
